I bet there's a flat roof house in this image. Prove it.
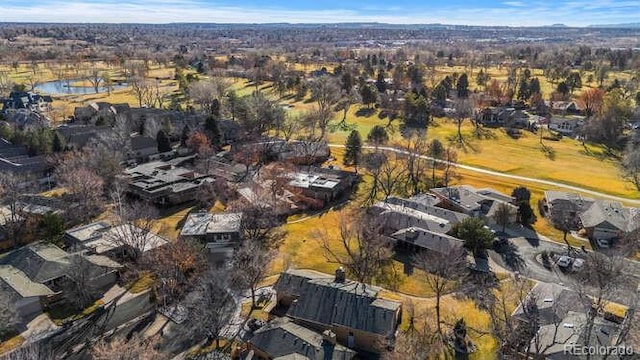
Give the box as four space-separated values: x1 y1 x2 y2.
65 221 169 259
286 168 357 209
273 269 402 353
123 157 215 206
180 211 242 252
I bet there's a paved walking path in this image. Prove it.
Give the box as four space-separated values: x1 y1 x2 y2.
328 143 640 204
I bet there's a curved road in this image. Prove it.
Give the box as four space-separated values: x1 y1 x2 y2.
328 144 640 205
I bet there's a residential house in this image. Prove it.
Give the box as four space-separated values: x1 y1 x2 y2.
234 138 331 165
371 196 469 235
55 124 113 150
286 167 357 209
3 109 51 130
0 138 51 180
123 156 215 206
579 201 640 247
548 116 585 137
541 191 595 228
279 140 331 165
511 282 624 359
545 100 582 115
128 135 159 162
249 318 356 360
476 107 532 128
0 242 121 321
273 268 402 353
73 102 122 124
389 226 464 255
65 221 169 259
180 211 242 263
2 91 52 113
430 185 518 226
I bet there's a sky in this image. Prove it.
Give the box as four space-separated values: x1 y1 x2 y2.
1 0 639 27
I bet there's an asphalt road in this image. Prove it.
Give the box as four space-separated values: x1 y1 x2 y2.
489 232 640 307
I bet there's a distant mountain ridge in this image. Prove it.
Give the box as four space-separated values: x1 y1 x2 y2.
589 23 640 28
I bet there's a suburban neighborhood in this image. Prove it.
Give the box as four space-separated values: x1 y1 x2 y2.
1 13 640 360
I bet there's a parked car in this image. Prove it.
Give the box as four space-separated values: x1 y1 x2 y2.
572 258 585 271
596 238 610 248
557 255 573 268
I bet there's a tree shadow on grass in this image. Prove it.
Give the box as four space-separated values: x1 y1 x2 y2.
355 108 376 117
540 143 556 160
446 134 480 154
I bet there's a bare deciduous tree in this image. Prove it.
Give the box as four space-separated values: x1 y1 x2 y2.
383 304 442 360
186 269 237 349
110 189 160 262
309 76 341 138
403 133 430 196
231 239 273 308
0 291 20 340
63 255 101 309
91 335 166 360
1 343 54 360
319 209 394 285
149 238 207 307
494 202 515 233
54 161 105 221
412 245 466 335
0 172 29 248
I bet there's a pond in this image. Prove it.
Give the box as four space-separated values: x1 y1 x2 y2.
34 78 128 95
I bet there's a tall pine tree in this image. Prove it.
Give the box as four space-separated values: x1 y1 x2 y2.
343 130 362 173
156 130 172 153
205 116 222 150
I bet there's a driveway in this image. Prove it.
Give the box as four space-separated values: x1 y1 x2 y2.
489 226 640 307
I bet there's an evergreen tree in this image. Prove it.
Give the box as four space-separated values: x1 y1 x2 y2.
180 125 191 147
156 130 172 153
52 131 65 152
517 77 531 102
211 98 221 118
205 116 222 149
529 77 541 96
360 84 378 108
456 73 469 99
375 69 387 93
343 130 362 173
367 125 389 147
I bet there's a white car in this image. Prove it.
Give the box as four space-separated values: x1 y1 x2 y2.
572 258 585 271
557 255 573 268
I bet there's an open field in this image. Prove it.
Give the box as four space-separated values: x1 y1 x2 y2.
324 107 638 199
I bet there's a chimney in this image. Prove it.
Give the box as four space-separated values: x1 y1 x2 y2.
322 329 337 345
335 267 345 283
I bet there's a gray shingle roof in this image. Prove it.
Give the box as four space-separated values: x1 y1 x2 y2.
579 200 635 232
249 318 356 360
0 265 54 298
278 270 401 337
390 227 463 254
544 191 595 214
0 243 70 283
373 197 469 234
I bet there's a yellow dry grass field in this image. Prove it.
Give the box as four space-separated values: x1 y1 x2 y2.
325 107 637 199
